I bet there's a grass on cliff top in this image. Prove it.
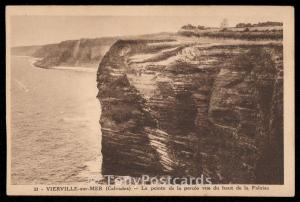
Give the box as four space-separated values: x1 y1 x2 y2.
179 29 283 41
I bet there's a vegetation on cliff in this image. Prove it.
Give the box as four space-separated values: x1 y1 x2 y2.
179 21 283 40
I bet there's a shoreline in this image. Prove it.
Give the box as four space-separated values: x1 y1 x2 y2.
16 55 99 73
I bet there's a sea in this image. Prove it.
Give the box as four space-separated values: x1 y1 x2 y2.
10 56 102 185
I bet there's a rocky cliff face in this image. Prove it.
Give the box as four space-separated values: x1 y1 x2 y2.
97 39 283 184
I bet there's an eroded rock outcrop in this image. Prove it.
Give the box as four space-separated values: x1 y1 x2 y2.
97 39 283 184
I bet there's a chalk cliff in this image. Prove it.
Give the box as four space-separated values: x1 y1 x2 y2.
96 39 283 184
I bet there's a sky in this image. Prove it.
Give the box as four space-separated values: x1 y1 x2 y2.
8 6 288 47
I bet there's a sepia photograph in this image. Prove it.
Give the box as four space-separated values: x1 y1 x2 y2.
6 6 294 196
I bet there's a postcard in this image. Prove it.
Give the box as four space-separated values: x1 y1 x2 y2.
6 5 294 196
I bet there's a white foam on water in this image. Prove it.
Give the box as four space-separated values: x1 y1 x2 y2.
51 66 97 73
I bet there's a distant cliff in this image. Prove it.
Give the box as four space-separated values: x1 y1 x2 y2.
12 37 117 68
11 32 176 68
32 38 114 68
97 39 283 184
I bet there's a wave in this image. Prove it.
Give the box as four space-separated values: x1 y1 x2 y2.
60 117 90 123
14 79 29 92
51 66 97 73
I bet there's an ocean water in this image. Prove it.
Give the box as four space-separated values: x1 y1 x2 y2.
10 56 102 185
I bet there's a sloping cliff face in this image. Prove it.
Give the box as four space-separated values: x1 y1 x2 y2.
32 38 114 68
97 39 283 184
